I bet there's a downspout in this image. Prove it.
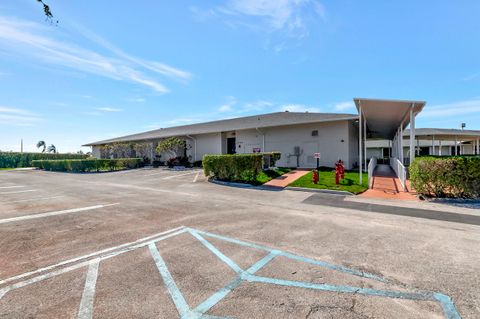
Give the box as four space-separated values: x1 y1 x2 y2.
186 135 197 162
255 127 265 152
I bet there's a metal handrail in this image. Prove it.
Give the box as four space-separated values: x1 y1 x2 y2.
367 157 377 189
390 157 407 191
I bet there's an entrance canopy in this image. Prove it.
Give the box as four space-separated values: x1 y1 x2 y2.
354 98 425 139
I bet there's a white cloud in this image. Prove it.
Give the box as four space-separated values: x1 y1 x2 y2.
420 98 480 118
0 16 191 94
279 104 320 112
333 101 355 111
0 106 41 126
218 96 237 112
461 73 479 81
95 107 122 112
210 0 326 38
126 97 146 103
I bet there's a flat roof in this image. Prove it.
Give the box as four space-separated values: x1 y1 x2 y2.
404 128 480 140
84 111 358 146
354 98 426 139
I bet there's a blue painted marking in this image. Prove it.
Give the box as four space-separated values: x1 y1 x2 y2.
188 229 244 274
148 228 461 319
433 293 462 319
194 277 243 315
246 275 434 301
195 228 387 283
148 243 191 318
244 250 280 275
279 251 386 282
191 228 272 252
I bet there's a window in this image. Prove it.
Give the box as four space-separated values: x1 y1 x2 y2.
311 130 318 137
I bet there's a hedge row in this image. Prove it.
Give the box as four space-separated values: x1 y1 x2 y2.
0 152 88 168
203 152 281 183
32 158 142 172
409 156 480 198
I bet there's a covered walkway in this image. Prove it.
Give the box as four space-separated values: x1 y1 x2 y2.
359 164 417 201
354 98 426 200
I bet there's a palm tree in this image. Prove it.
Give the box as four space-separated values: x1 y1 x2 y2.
36 140 46 153
47 144 56 153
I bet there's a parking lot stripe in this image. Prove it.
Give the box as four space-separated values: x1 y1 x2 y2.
0 186 25 189
193 172 200 183
4 195 65 204
161 171 198 180
77 260 100 319
189 229 243 274
0 226 186 286
0 189 37 195
149 243 190 318
0 203 119 225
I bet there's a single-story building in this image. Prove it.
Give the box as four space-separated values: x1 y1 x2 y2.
84 112 360 169
84 98 480 176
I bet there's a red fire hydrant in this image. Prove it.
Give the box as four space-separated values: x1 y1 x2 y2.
335 159 345 185
312 169 319 184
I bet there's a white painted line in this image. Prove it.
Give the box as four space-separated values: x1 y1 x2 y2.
0 189 37 195
0 203 119 225
0 226 185 286
0 186 25 189
143 170 168 177
193 172 200 183
77 260 100 319
3 195 65 204
161 171 198 180
0 227 187 298
85 182 197 197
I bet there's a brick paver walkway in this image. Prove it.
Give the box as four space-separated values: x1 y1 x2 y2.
263 169 310 188
359 164 418 201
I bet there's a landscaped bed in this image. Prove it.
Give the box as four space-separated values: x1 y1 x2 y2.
32 158 142 173
288 168 368 194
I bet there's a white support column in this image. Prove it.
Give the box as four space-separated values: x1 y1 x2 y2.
409 105 415 164
417 138 420 156
399 124 404 165
359 104 363 184
439 140 442 156
455 136 458 155
432 136 435 155
477 138 479 155
364 116 367 172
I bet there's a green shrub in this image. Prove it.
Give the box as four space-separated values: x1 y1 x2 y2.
409 156 480 198
32 158 141 173
203 154 264 183
0 152 88 168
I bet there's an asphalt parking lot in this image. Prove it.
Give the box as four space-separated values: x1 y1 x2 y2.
0 168 478 318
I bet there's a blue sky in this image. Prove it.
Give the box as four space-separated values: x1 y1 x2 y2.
0 0 479 152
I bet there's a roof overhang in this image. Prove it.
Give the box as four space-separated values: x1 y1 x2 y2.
354 98 426 139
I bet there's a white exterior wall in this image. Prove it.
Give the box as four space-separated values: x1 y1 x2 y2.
194 133 223 160
235 121 354 169
92 146 101 158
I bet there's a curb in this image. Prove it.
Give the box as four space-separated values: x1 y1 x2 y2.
208 179 283 191
285 186 353 196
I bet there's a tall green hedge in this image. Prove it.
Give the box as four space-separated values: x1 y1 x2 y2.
32 158 141 173
203 154 264 183
0 152 88 168
409 156 480 198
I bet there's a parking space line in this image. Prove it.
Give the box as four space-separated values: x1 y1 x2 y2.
0 203 119 225
149 243 190 318
0 189 37 195
0 186 25 189
161 171 198 180
77 260 100 319
0 226 186 286
193 172 200 183
3 195 65 204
